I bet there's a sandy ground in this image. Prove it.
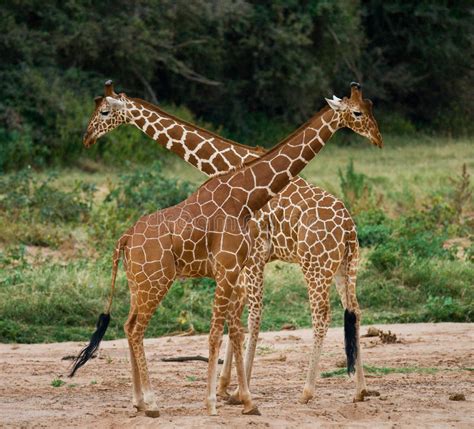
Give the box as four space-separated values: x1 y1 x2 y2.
0 323 472 428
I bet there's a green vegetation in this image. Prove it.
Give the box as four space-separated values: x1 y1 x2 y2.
0 138 472 343
321 365 439 378
51 378 66 388
321 365 473 378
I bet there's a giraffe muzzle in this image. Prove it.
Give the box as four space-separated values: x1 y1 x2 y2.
83 132 96 148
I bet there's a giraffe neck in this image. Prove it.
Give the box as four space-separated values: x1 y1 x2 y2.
124 97 262 177
233 107 341 212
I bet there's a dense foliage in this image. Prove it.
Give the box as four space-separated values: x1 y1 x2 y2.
1 1 472 170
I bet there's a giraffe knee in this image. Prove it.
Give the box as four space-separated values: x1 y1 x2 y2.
228 326 245 343
124 313 138 337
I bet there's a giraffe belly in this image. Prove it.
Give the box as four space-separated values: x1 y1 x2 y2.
252 177 352 265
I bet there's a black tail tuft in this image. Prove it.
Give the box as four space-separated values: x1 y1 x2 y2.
69 313 110 377
344 309 357 375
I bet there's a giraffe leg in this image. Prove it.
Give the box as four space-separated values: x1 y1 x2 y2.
243 263 265 386
125 278 174 418
217 317 234 398
352 301 369 402
207 270 258 416
124 308 145 410
206 277 233 416
226 263 265 403
334 244 379 402
300 272 332 404
227 283 260 415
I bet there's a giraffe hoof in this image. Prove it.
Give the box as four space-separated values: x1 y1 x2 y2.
144 409 160 418
299 388 314 404
299 395 312 404
133 403 146 411
354 389 379 402
226 395 243 406
217 389 230 400
242 406 261 416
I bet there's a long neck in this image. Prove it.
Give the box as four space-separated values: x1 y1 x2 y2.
233 107 341 212
124 97 262 177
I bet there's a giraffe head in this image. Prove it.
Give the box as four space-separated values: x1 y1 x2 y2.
325 83 383 148
83 80 130 147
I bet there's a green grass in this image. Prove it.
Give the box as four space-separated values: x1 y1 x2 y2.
0 135 472 343
321 365 473 378
321 365 439 378
51 378 66 387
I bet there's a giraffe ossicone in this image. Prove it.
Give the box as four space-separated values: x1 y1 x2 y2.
71 82 383 417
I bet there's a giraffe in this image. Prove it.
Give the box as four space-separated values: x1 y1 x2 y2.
71 83 382 417
81 81 383 405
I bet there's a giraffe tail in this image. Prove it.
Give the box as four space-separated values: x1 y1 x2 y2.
336 237 360 376
69 235 127 377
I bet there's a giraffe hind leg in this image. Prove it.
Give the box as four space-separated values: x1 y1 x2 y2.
300 270 332 404
124 307 145 410
125 278 174 418
335 249 380 401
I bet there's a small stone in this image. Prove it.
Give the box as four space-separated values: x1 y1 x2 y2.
281 323 296 330
449 393 466 401
364 327 380 337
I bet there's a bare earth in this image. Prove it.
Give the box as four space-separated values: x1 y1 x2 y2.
0 323 472 428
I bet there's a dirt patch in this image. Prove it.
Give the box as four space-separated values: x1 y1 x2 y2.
0 323 473 428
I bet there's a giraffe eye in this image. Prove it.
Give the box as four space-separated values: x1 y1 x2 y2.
353 111 362 117
100 110 110 116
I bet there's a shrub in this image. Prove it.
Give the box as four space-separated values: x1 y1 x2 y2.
355 209 392 247
423 296 473 322
90 161 195 250
0 168 95 224
338 159 382 214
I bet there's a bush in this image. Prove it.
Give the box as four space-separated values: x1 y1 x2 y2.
0 168 95 224
0 127 37 171
90 161 195 250
355 209 392 247
376 110 417 136
423 296 473 322
338 159 381 214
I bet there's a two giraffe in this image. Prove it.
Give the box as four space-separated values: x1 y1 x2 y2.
72 82 382 416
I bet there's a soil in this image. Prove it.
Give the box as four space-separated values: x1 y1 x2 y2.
0 323 472 428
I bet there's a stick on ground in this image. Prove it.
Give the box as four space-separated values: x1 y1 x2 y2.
161 355 223 364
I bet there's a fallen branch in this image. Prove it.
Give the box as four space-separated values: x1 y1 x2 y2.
161 355 223 364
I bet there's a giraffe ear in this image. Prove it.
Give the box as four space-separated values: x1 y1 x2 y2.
94 96 103 108
325 96 343 111
105 96 125 111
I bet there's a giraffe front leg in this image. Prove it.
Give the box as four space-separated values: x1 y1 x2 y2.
206 275 234 416
300 274 332 404
217 334 233 399
227 284 260 415
217 292 237 399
